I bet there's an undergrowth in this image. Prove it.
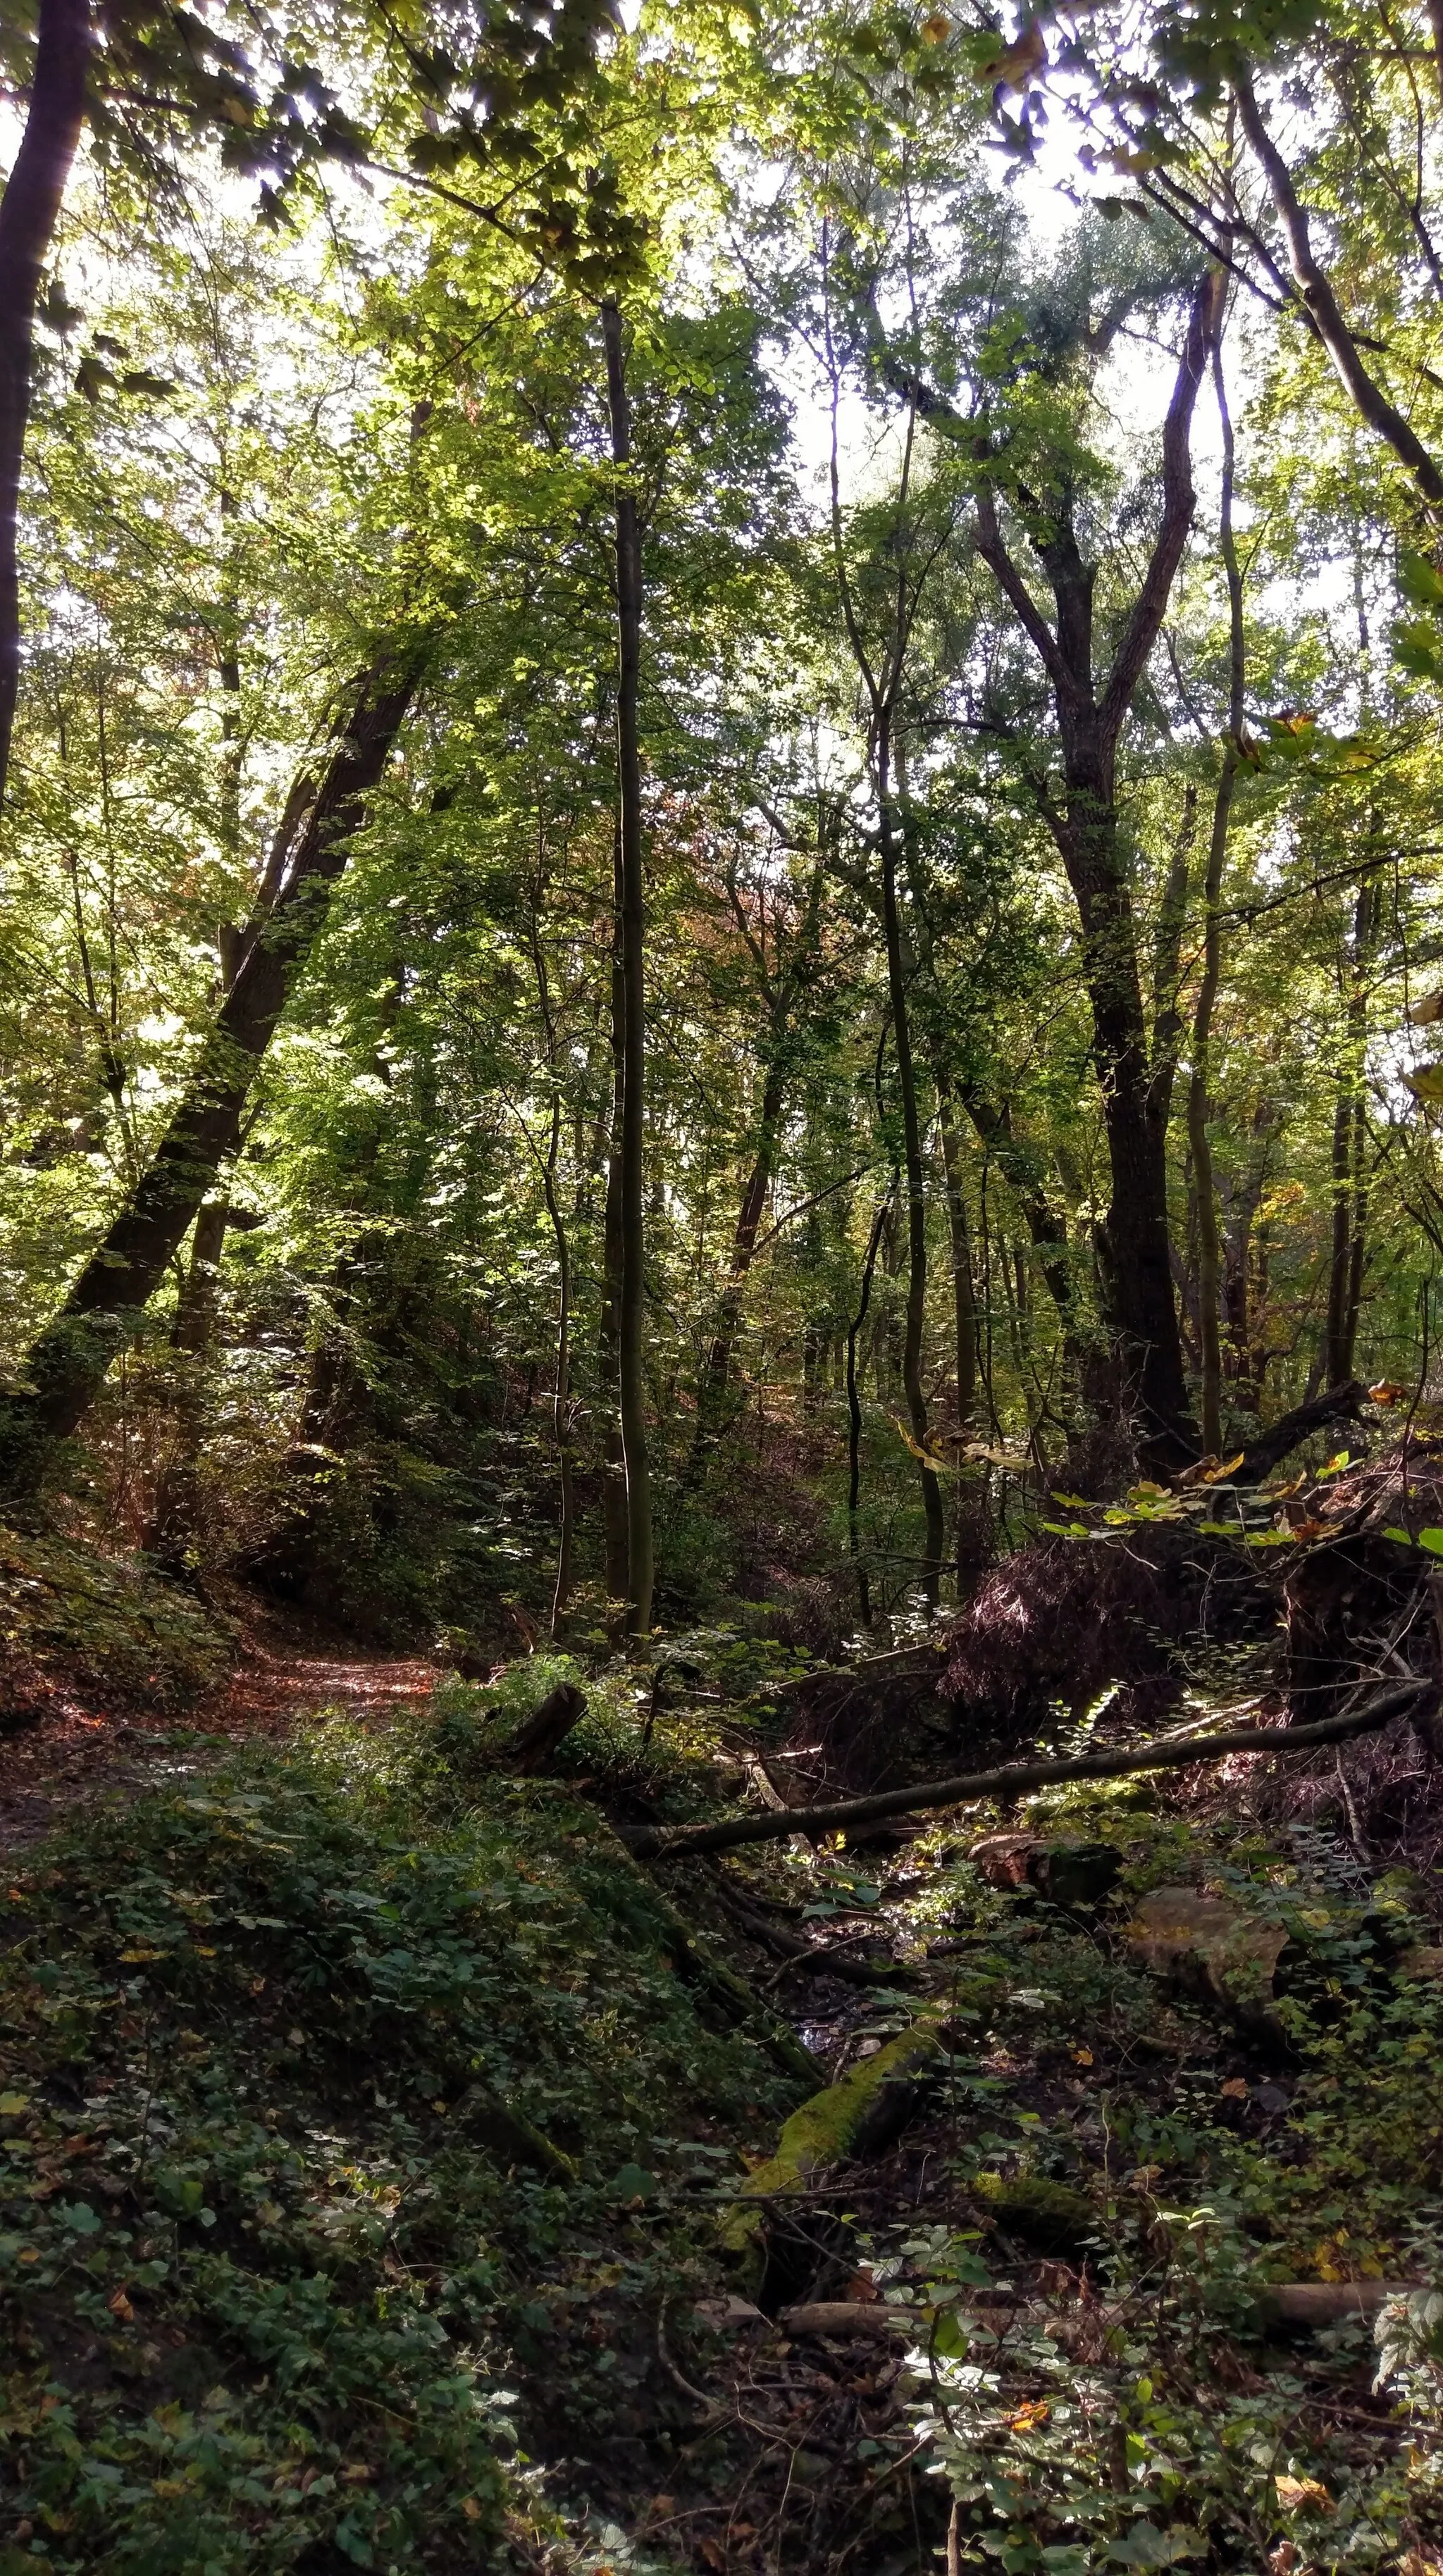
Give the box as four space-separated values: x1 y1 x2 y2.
0 1705 797 2574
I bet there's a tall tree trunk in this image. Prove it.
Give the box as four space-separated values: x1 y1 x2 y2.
935 1071 977 1431
1324 884 1375 1386
971 270 1221 1467
876 711 945 1603
601 297 653 1636
0 0 90 811
598 842 630 1605
1057 726 1194 1459
542 1084 575 1629
848 1185 893 1626
0 647 425 1497
688 1058 784 1474
1189 311 1246 1457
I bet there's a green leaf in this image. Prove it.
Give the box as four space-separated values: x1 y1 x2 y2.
59 2201 101 2235
0 2093 30 2116
607 2161 657 2203
1383 1526 1415 1544
929 2307 968 2358
1418 1529 1443 1555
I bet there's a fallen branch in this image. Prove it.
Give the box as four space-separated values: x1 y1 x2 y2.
1233 1378 1368 1486
622 1680 1431 1861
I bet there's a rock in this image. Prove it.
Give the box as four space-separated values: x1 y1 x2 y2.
971 1834 1123 1908
1127 1886 1289 2031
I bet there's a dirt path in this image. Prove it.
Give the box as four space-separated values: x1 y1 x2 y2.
0 1597 436 1850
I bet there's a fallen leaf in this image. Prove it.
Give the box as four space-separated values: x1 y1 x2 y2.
462 2496 483 2522
1275 2475 1332 2512
107 2286 135 2321
1220 2077 1249 2100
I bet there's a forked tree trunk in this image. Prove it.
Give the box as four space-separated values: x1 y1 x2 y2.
0 0 90 809
974 270 1223 1467
601 297 653 1635
0 648 426 1496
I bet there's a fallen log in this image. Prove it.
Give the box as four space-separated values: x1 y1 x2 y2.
779 2282 1424 2339
622 1679 1431 1861
504 1679 587 1773
1232 1379 1368 1486
779 2301 917 2337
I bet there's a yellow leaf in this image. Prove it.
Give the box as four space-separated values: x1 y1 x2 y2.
1275 2475 1332 2513
462 2496 484 2521
978 18 1046 87
1201 1452 1245 1482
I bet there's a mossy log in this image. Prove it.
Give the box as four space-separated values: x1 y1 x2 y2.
721 2010 963 2285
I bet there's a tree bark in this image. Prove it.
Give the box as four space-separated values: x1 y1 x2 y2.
847 1184 893 1628
974 272 1222 1467
876 711 946 1603
0 0 91 809
1190 312 1246 1457
601 297 653 1636
1324 879 1375 1390
935 1072 977 1430
597 832 630 1605
0 648 425 1496
688 1055 784 1473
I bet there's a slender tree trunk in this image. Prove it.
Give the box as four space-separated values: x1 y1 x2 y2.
935 1071 977 1430
876 711 945 1603
0 647 425 1496
541 1087 575 1628
1189 313 1246 1457
1324 884 1375 1386
848 1186 893 1626
688 1057 784 1475
0 0 90 810
599 844 630 1605
601 297 653 1636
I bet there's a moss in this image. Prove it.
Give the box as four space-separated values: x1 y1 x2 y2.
973 2171 1095 2251
722 2012 955 2279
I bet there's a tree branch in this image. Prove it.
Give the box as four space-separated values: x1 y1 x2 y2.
623 1681 1430 1860
1100 270 1223 745
1234 70 1443 510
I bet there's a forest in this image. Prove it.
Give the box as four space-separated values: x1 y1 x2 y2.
6 0 1443 2568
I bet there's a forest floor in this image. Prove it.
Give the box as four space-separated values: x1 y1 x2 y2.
2 1551 1443 2576
0 1589 435 1852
